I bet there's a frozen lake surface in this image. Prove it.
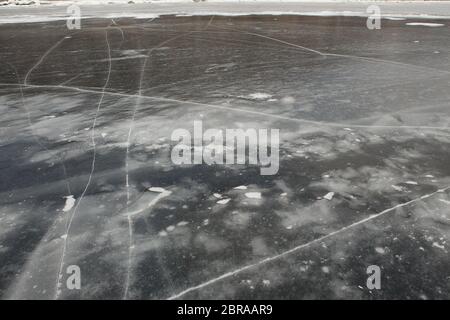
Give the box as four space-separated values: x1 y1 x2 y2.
1 6 450 299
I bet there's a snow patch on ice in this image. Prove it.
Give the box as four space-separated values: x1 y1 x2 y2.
62 195 75 212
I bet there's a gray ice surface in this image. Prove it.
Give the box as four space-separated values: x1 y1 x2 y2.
0 6 450 299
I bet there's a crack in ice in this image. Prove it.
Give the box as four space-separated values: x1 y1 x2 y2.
24 33 75 85
54 30 112 300
168 186 450 300
123 16 215 299
3 82 450 132
122 31 191 300
212 25 450 76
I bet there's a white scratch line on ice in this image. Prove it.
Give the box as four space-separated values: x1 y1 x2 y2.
5 64 73 195
54 30 112 300
212 25 450 76
168 186 450 300
122 30 197 301
123 18 214 299
24 34 74 85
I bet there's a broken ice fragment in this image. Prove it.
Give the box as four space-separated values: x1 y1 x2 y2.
159 230 168 237
432 242 445 250
391 185 404 192
62 195 75 212
375 247 385 254
233 185 247 190
217 198 231 205
323 192 334 201
245 192 262 199
247 92 272 100
149 187 167 193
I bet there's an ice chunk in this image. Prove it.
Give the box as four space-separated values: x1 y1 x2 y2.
375 247 385 254
406 22 445 27
217 198 231 205
62 195 75 212
245 192 262 199
149 187 167 193
323 192 334 201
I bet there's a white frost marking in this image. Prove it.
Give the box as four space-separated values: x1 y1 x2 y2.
406 22 445 27
245 192 262 199
166 225 175 232
233 185 247 190
262 280 271 286
62 196 75 212
213 193 222 199
177 221 189 227
167 185 450 300
323 192 335 201
405 181 418 185
439 199 450 205
217 198 231 205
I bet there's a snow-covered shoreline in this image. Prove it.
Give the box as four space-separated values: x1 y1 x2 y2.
1 1 450 24
3 0 450 7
